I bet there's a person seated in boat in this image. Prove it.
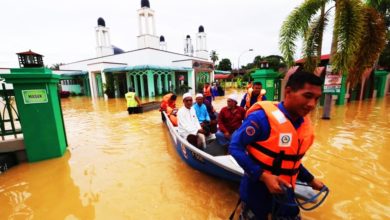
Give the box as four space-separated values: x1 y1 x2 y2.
216 94 245 148
125 87 141 115
203 97 218 133
177 93 206 149
160 93 178 125
193 94 217 137
240 81 267 110
229 71 325 219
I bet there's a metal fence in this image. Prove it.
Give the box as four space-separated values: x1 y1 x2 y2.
0 84 22 140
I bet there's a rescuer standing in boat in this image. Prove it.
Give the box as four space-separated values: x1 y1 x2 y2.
125 87 141 114
230 72 326 219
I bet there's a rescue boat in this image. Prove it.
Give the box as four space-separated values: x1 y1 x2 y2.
162 111 318 200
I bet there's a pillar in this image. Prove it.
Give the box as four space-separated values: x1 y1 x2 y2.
0 68 67 162
171 72 176 92
188 70 195 95
164 73 169 93
157 74 162 95
134 75 139 97
140 74 145 97
147 70 155 97
126 72 131 91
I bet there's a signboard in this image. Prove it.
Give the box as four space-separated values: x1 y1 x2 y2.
266 80 274 88
323 65 342 93
22 89 48 104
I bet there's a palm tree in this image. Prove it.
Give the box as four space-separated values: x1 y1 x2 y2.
279 0 387 119
50 63 65 70
210 50 219 67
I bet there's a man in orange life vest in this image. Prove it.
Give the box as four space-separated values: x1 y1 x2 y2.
160 93 178 125
203 82 214 104
230 72 325 219
240 82 267 110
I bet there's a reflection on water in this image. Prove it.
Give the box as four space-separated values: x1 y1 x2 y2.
0 93 389 219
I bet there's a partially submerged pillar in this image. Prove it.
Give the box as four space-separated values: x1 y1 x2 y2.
0 51 67 162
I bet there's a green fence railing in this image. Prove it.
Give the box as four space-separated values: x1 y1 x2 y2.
0 84 22 140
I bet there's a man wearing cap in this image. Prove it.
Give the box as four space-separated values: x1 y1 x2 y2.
177 93 206 149
193 93 214 136
216 94 246 148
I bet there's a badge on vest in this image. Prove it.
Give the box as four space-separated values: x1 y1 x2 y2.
279 133 292 147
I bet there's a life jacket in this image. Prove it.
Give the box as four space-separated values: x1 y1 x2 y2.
203 86 212 97
125 92 138 107
167 106 178 126
246 101 314 188
245 91 263 109
160 93 176 111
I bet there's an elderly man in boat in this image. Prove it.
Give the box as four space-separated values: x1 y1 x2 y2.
216 94 245 148
177 93 206 149
193 93 217 138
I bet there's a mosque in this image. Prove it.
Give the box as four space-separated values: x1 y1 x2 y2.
59 0 214 99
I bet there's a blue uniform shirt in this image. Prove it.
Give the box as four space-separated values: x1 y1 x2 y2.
229 102 314 210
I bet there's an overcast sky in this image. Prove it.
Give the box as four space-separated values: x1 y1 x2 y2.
0 0 333 68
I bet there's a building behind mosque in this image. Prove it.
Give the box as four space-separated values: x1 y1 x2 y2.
59 0 214 99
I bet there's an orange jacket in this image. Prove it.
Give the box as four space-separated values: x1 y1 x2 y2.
245 91 263 109
246 101 314 188
160 93 176 112
203 86 211 97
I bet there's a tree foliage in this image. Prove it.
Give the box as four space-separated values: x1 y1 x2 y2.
210 50 219 65
50 63 65 70
217 58 232 71
279 0 387 86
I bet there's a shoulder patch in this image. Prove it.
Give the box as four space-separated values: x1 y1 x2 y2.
246 126 256 136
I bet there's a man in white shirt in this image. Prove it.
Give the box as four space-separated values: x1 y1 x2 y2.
177 93 206 149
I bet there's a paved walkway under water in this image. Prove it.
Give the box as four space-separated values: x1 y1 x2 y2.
0 91 389 219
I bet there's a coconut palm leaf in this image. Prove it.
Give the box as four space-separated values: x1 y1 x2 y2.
303 5 329 72
331 0 364 74
348 6 387 85
279 0 329 67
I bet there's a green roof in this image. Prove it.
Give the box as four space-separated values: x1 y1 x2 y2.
104 65 192 72
214 70 231 74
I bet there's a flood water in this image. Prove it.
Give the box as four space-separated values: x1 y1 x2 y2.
0 91 389 219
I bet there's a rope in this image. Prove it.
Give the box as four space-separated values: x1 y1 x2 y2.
271 184 330 217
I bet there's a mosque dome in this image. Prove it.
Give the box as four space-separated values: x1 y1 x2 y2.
97 17 106 27
112 45 125 55
160 35 165 42
141 0 150 8
199 25 204 33
186 35 191 39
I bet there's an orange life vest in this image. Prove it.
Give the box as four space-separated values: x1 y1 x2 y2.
160 93 176 111
246 101 314 188
245 91 263 109
203 86 211 97
167 106 178 126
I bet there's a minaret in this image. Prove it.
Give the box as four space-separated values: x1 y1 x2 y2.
196 25 208 59
160 35 167 51
95 17 114 57
137 0 159 49
184 35 194 56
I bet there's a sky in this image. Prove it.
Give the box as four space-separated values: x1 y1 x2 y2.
0 0 333 69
